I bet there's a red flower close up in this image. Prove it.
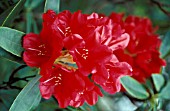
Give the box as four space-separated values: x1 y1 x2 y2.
39 65 102 108
111 14 166 82
23 10 63 68
23 10 132 108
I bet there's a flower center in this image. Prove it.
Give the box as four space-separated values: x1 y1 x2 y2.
54 50 77 70
64 27 72 36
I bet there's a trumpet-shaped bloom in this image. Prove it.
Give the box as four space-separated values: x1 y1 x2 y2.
110 14 166 82
23 10 132 108
39 65 102 108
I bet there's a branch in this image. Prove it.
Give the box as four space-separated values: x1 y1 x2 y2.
150 0 170 17
0 65 36 90
112 0 135 5
14 75 36 82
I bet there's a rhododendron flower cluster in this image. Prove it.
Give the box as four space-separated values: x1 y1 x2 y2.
23 10 132 108
109 13 166 82
23 9 165 108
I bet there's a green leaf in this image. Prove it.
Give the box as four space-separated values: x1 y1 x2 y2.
0 47 24 64
25 0 43 9
35 98 59 111
44 0 60 13
120 76 150 99
0 27 24 57
152 74 165 92
0 89 19 109
145 79 154 95
160 31 170 58
9 75 41 111
1 0 26 27
0 103 8 111
97 94 137 111
0 57 20 83
32 19 39 34
159 82 170 99
14 67 39 88
80 103 97 111
30 0 44 9
26 11 33 33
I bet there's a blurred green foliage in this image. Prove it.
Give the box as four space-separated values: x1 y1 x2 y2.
0 0 170 111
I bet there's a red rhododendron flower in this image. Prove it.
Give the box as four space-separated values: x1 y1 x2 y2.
23 10 132 108
124 16 161 53
39 64 102 108
110 14 166 82
23 32 62 68
23 10 63 68
54 11 131 92
66 12 131 94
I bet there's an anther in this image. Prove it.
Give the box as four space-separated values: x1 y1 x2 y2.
79 92 84 95
38 44 45 48
27 48 41 52
43 76 56 83
55 80 59 82
38 52 45 56
57 77 62 80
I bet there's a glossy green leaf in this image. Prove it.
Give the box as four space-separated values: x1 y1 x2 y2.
152 74 165 92
1 0 26 27
160 31 170 58
9 75 41 111
97 94 137 111
0 27 24 57
0 89 19 109
44 0 60 13
120 76 150 99
0 47 24 64
159 82 170 99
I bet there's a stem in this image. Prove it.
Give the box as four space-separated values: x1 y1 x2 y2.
0 65 36 90
150 0 170 17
